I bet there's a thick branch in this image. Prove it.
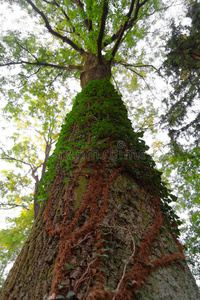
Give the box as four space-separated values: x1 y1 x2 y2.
126 0 149 29
33 139 52 219
25 0 85 55
111 0 136 59
97 0 109 63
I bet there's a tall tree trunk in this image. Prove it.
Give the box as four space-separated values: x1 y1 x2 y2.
80 53 111 88
1 79 199 300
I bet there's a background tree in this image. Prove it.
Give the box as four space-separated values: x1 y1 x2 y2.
159 0 200 279
0 0 199 299
162 0 200 150
0 88 68 282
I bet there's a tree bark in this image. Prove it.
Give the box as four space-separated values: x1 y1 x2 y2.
80 53 111 88
1 79 199 300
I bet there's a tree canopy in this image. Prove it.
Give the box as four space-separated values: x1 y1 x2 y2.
0 0 165 88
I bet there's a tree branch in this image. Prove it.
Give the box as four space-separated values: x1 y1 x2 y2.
122 64 161 102
25 0 86 55
0 147 33 168
3 39 83 72
70 0 93 31
0 60 83 71
44 0 78 34
97 0 109 63
117 61 164 78
0 147 43 184
0 203 29 210
111 0 136 59
126 0 149 29
104 0 149 52
16 40 38 61
104 0 135 48
70 0 84 10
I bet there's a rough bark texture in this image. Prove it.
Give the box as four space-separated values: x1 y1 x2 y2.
1 79 199 300
80 53 111 88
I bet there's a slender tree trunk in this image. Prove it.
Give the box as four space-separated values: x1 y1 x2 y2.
1 79 199 300
34 142 52 219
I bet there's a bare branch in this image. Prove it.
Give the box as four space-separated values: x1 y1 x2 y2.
104 0 136 48
139 0 149 7
25 0 86 55
31 165 41 184
126 0 148 29
18 67 42 86
117 61 163 76
46 70 64 87
42 0 55 5
16 40 38 61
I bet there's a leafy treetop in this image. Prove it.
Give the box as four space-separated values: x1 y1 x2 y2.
0 0 164 88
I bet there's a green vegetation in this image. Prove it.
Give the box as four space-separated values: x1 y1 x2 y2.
38 79 181 237
160 0 200 278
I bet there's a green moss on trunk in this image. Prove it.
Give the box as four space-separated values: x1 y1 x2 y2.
1 79 199 300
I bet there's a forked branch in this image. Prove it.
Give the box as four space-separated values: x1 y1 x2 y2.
105 0 149 57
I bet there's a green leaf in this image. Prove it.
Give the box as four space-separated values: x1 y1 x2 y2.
56 295 66 299
58 285 64 290
66 291 76 299
65 263 73 270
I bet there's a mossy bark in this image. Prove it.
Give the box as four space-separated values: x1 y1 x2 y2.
1 79 199 300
